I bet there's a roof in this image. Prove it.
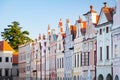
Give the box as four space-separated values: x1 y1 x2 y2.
0 41 14 51
102 7 114 21
70 25 77 40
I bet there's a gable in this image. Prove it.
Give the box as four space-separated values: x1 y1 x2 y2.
57 33 62 41
97 10 108 25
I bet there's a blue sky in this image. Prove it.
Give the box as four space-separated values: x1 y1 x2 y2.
0 0 115 40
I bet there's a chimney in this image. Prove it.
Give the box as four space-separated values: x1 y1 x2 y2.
59 18 63 33
48 25 50 35
66 18 70 23
38 34 41 40
90 5 93 11
103 2 107 7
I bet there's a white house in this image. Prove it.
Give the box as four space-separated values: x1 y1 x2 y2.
64 19 76 80
0 41 14 80
112 0 120 80
96 3 114 80
56 19 65 80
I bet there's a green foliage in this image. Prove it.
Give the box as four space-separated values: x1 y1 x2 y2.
1 21 33 51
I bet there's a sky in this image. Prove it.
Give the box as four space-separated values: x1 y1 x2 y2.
0 0 116 40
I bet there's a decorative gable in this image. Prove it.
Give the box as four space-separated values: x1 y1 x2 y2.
97 10 108 25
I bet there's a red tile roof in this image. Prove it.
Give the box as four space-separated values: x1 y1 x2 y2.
0 41 14 51
102 7 114 21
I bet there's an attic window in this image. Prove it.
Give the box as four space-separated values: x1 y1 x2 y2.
100 29 102 35
106 27 109 33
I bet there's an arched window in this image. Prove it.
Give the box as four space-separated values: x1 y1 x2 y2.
106 74 112 80
115 75 119 80
98 74 104 80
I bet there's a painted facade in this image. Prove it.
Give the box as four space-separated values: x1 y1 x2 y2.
0 41 14 80
96 3 114 80
19 42 32 80
49 29 57 80
56 19 65 80
46 25 51 80
73 17 86 80
64 19 76 80
81 6 98 80
112 0 120 80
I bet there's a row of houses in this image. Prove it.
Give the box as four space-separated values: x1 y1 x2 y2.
18 1 120 80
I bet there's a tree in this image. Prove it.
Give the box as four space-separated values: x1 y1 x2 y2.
1 21 33 51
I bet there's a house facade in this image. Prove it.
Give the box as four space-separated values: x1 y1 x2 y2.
0 41 14 80
56 19 65 80
73 17 86 80
19 42 32 80
49 29 57 80
46 25 51 80
96 3 114 80
64 19 76 80
81 6 98 80
112 0 120 80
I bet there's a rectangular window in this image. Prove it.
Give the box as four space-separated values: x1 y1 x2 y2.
81 53 82 66
6 57 9 62
100 29 102 35
60 58 61 68
62 57 64 68
106 27 109 33
94 51 97 65
5 69 9 76
75 54 76 67
106 46 109 60
100 47 102 60
0 69 2 76
0 57 2 62
77 54 79 67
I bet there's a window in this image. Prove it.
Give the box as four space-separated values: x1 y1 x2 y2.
100 47 102 60
0 57 2 62
77 54 79 67
6 57 9 62
81 53 82 66
44 42 46 46
100 29 102 35
106 46 109 60
106 27 109 33
60 58 61 68
5 69 9 76
94 51 97 65
0 69 2 76
59 44 61 50
81 52 89 66
75 54 76 67
62 57 64 68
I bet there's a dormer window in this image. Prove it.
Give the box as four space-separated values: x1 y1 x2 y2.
100 29 102 35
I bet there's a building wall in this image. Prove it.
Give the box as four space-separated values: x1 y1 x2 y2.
112 0 120 79
64 22 74 80
56 33 65 80
0 51 13 80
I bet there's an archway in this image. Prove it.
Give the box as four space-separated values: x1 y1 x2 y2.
98 74 104 80
106 74 112 80
115 75 119 80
